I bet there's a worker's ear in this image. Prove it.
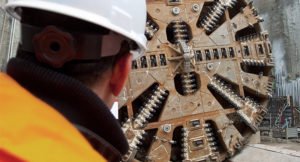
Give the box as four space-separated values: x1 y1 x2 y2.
109 53 132 96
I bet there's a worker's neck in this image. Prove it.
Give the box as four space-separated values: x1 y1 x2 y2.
90 79 115 109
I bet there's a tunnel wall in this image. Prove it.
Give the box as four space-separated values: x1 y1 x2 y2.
0 0 20 72
254 0 300 105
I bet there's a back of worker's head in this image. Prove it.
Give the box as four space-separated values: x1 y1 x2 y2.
4 0 147 88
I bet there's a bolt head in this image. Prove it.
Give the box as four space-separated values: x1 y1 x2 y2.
192 4 200 12
172 7 181 15
163 124 172 133
207 63 214 71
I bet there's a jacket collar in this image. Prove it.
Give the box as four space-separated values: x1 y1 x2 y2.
6 55 129 160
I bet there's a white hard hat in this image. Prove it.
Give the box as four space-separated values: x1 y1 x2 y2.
4 0 147 59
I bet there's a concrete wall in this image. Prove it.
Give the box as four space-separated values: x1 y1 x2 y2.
0 0 20 72
253 0 300 105
0 0 5 7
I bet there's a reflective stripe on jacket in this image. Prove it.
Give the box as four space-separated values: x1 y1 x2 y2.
0 73 106 162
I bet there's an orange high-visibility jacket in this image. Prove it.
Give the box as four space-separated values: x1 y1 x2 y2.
0 73 106 162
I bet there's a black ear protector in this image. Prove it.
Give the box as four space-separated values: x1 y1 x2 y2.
21 24 104 68
33 26 76 68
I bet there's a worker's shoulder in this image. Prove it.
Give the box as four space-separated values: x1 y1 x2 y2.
0 72 50 109
0 72 106 162
0 72 21 89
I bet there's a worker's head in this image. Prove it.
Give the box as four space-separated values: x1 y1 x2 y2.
4 0 147 107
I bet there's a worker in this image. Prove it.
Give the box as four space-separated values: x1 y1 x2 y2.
0 0 147 161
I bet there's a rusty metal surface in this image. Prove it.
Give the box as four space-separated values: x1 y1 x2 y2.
118 0 274 161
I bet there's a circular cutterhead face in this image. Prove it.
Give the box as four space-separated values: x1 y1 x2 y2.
118 0 274 161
